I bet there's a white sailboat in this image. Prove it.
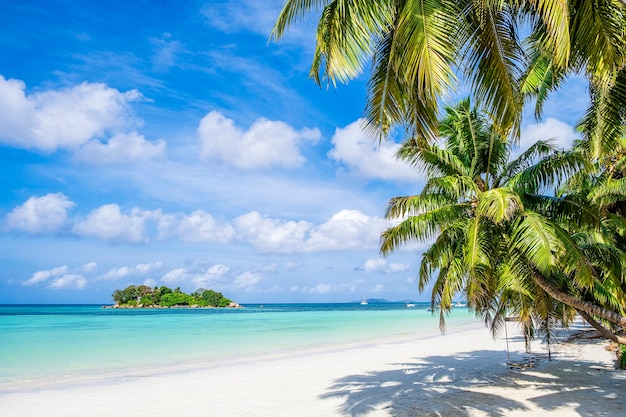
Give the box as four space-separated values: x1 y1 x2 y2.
360 296 368 305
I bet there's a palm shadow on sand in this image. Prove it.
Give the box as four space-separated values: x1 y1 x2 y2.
320 341 625 417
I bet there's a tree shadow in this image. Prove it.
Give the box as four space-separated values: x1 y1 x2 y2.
320 340 625 416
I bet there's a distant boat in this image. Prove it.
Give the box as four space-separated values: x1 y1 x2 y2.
453 302 467 307
406 303 416 308
360 297 368 305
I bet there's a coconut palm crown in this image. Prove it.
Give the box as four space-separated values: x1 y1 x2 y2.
381 99 626 344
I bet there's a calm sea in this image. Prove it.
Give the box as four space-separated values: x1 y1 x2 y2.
0 303 479 389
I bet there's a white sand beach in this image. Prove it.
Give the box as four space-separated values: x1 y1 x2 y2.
2 319 624 417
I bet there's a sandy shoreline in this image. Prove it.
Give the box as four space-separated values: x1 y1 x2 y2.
2 319 624 417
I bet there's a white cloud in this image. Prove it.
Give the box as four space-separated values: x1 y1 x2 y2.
79 262 98 272
162 268 188 285
161 264 230 289
233 211 312 253
328 119 416 181
159 210 234 244
136 261 164 274
101 261 164 281
197 111 320 170
72 204 150 243
363 258 410 274
49 274 87 290
306 209 389 252
207 264 229 275
233 209 389 253
291 279 365 295
233 271 261 290
101 266 132 281
516 118 578 157
0 75 143 152
23 265 69 286
75 132 166 164
5 193 75 233
22 265 86 290
305 283 333 294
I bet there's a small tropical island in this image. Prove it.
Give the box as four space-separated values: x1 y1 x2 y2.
105 285 240 308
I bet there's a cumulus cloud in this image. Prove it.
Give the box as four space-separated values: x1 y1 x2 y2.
0 75 164 164
363 258 410 274
233 209 389 253
233 271 261 290
74 132 166 164
197 111 320 170
136 261 164 274
233 211 313 253
5 193 75 233
101 266 132 281
306 210 389 252
23 266 69 286
101 261 164 281
162 268 188 285
328 119 416 182
72 204 152 243
5 195 390 255
49 274 87 290
158 210 234 244
0 75 144 151
516 118 578 157
161 264 230 288
23 265 86 289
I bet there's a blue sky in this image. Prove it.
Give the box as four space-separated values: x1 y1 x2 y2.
0 0 587 304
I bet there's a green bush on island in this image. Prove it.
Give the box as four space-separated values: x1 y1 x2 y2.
111 285 234 307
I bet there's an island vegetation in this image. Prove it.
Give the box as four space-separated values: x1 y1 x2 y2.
109 285 239 308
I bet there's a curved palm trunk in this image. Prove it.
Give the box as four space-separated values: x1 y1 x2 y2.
576 308 626 345
533 274 626 327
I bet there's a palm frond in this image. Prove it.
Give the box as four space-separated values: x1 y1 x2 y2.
476 188 523 224
459 1 523 136
498 139 557 186
393 0 458 140
510 211 561 274
380 203 468 255
507 149 587 194
396 137 472 177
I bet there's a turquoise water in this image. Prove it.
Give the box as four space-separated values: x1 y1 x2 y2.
0 303 479 389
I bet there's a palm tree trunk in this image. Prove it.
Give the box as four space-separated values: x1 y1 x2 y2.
576 308 626 345
533 274 626 327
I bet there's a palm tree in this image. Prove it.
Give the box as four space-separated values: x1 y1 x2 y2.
380 99 626 344
271 1 625 143
521 1 626 159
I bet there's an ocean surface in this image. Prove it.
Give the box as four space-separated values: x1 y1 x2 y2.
0 303 479 390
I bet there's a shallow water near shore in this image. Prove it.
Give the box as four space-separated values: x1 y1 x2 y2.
0 303 479 389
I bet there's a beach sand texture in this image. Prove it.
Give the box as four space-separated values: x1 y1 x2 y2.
2 320 624 417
